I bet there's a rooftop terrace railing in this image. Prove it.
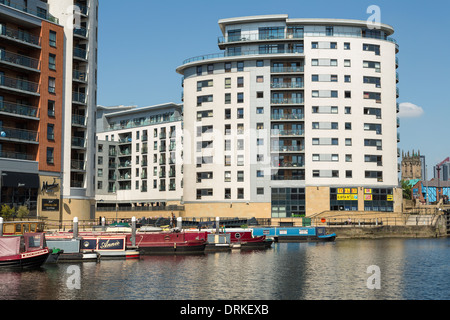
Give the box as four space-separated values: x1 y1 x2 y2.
0 24 41 46
0 0 59 23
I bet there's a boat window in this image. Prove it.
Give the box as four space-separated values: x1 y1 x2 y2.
27 235 42 249
30 224 37 232
23 224 29 233
15 224 22 234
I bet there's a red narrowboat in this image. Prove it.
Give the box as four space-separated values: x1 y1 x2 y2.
0 233 50 269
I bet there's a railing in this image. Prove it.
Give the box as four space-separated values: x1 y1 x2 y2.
72 92 86 104
73 69 87 82
272 161 305 167
0 150 34 161
0 127 38 142
73 47 87 60
0 24 41 46
271 66 304 73
271 98 304 105
105 116 182 132
0 0 59 23
73 27 87 37
71 160 86 171
0 101 38 118
271 113 304 120
218 32 303 44
72 114 86 126
271 82 304 89
74 2 88 15
71 136 86 148
271 145 304 152
271 129 304 136
0 49 40 70
0 75 39 94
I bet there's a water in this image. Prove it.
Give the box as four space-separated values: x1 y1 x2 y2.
1 238 449 300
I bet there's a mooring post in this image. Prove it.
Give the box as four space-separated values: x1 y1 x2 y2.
0 217 3 237
216 217 220 234
177 217 182 230
131 216 136 247
102 217 106 231
73 217 78 239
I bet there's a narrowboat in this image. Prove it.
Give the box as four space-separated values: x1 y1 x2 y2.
252 227 336 243
124 230 206 255
0 233 51 269
45 236 99 262
81 235 140 259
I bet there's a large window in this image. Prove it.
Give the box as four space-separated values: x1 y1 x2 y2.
330 188 358 211
364 188 394 212
259 27 285 40
272 188 305 218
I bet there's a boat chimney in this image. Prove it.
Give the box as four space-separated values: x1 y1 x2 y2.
216 217 220 234
73 217 78 239
0 217 3 236
131 216 136 247
177 217 182 230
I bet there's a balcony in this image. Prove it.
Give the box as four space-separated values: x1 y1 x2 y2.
0 49 40 71
0 127 38 143
72 114 86 127
71 136 86 148
0 75 39 95
271 145 304 153
71 160 86 171
72 92 86 104
73 69 87 82
0 150 34 161
75 2 88 15
73 27 87 38
271 161 305 168
271 66 304 73
0 0 59 23
271 129 304 137
271 98 304 105
271 113 304 121
218 31 303 46
73 47 87 60
0 24 41 47
0 101 38 119
270 82 304 89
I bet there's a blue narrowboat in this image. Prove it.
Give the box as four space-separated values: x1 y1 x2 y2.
251 227 336 243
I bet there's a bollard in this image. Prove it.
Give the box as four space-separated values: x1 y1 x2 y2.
216 217 220 234
0 217 3 237
73 217 79 239
131 216 136 247
177 217 182 230
102 217 106 231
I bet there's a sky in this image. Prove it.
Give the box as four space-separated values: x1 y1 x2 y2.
97 0 450 178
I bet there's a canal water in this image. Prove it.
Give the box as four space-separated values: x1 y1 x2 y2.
0 238 449 301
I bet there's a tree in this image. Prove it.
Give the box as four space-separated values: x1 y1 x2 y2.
16 206 30 219
401 180 412 200
0 204 15 220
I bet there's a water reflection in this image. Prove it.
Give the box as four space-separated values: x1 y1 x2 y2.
0 238 449 300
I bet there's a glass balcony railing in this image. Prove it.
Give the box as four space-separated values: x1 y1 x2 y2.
0 75 39 94
271 145 304 152
271 82 304 89
72 114 86 126
271 66 304 73
0 150 34 161
73 69 87 82
0 49 40 70
218 31 303 44
271 129 304 136
271 113 304 121
71 160 86 171
73 27 87 38
0 0 59 23
72 92 86 104
73 47 87 60
71 137 86 148
271 98 304 105
0 101 38 118
0 127 38 142
0 24 41 46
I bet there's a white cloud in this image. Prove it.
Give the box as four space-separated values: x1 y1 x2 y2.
398 102 424 118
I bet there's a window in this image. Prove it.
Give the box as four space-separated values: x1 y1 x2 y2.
225 78 231 89
197 79 213 91
256 107 264 114
225 62 231 72
364 92 381 103
237 92 244 103
225 93 231 104
345 138 352 146
257 188 264 195
344 60 351 67
344 42 351 50
225 171 231 182
257 170 264 178
237 154 244 166
224 109 231 120
46 147 54 164
344 107 351 114
237 61 244 71
207 64 214 74
49 54 56 70
363 76 381 88
197 189 213 199
345 122 352 130
363 60 381 72
47 124 55 140
256 76 264 83
237 108 244 119
49 31 57 47
363 43 380 55
345 91 351 98
344 75 351 83
48 100 55 117
197 95 213 106
256 60 264 67
48 77 56 93
237 188 244 199
225 188 231 199
312 59 338 66
237 171 244 182
237 77 244 88
326 26 334 36
345 154 352 162
256 91 264 98
196 66 202 76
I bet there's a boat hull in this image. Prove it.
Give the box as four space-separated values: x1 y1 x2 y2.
126 232 206 255
0 249 50 269
274 234 336 243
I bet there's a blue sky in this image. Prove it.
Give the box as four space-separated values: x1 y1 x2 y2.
97 0 450 177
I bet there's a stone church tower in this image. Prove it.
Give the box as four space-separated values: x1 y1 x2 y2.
401 150 422 180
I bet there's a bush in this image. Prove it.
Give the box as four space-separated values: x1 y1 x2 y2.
0 204 15 220
16 206 30 219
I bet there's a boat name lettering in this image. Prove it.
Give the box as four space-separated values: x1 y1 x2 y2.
98 239 124 250
21 249 48 259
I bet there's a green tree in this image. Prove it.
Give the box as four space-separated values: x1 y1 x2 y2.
16 205 30 219
401 180 412 200
0 204 15 220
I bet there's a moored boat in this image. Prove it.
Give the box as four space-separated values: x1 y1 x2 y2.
81 235 140 259
0 233 51 269
252 227 336 243
45 237 100 262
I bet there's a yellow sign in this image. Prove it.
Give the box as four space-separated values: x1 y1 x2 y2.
338 188 357 194
337 194 358 201
387 195 393 201
365 195 373 201
364 189 372 194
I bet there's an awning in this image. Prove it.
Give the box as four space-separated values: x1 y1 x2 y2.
1 171 39 188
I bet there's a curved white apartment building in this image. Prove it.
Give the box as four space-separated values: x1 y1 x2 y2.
176 15 401 218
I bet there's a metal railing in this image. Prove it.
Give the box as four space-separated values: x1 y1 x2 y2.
0 150 34 161
0 0 59 23
0 101 38 118
0 74 39 93
0 49 40 70
0 126 38 142
0 24 41 46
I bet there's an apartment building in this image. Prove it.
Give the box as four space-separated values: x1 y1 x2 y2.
176 15 402 218
95 103 183 212
0 0 98 222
